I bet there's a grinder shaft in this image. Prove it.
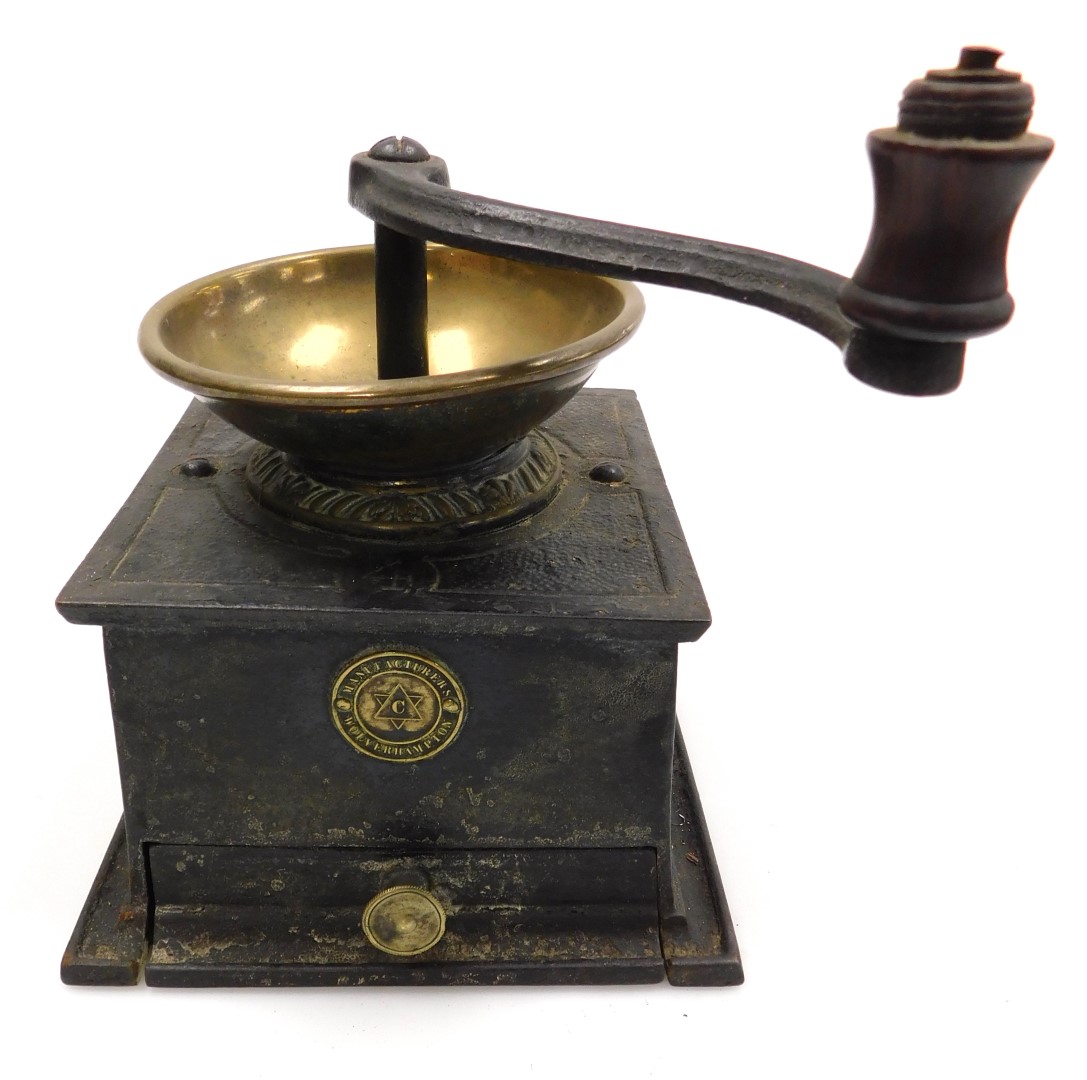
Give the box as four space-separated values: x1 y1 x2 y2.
368 136 435 379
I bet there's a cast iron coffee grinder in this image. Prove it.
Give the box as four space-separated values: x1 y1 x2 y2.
59 49 1051 987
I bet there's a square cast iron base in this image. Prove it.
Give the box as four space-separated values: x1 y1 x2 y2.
61 728 742 988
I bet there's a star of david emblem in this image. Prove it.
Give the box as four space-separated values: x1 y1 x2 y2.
372 682 426 729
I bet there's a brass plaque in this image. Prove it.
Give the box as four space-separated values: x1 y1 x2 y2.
331 650 466 762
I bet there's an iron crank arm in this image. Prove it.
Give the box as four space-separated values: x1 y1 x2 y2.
350 48 1051 397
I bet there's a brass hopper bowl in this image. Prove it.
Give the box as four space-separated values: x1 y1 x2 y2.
139 244 643 538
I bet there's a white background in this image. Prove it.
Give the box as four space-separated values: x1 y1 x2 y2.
3 2 1083 1077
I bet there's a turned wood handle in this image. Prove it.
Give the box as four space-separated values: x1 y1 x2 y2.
839 48 1053 393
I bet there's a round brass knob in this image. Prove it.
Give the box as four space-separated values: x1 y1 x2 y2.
361 885 446 956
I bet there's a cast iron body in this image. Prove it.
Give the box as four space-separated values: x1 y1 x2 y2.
59 393 741 986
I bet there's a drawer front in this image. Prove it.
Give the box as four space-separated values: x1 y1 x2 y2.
146 844 664 985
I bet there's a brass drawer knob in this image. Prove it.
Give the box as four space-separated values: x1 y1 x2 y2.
362 886 446 956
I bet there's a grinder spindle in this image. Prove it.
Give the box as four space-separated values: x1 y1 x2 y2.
369 136 438 379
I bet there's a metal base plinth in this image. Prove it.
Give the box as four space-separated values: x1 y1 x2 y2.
60 820 146 986
60 728 742 988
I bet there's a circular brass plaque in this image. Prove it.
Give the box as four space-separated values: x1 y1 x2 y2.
331 650 466 762
362 886 447 957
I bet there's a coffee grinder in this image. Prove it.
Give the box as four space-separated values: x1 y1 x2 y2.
58 48 1051 987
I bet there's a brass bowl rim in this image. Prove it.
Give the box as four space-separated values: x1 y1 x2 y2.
137 244 645 407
